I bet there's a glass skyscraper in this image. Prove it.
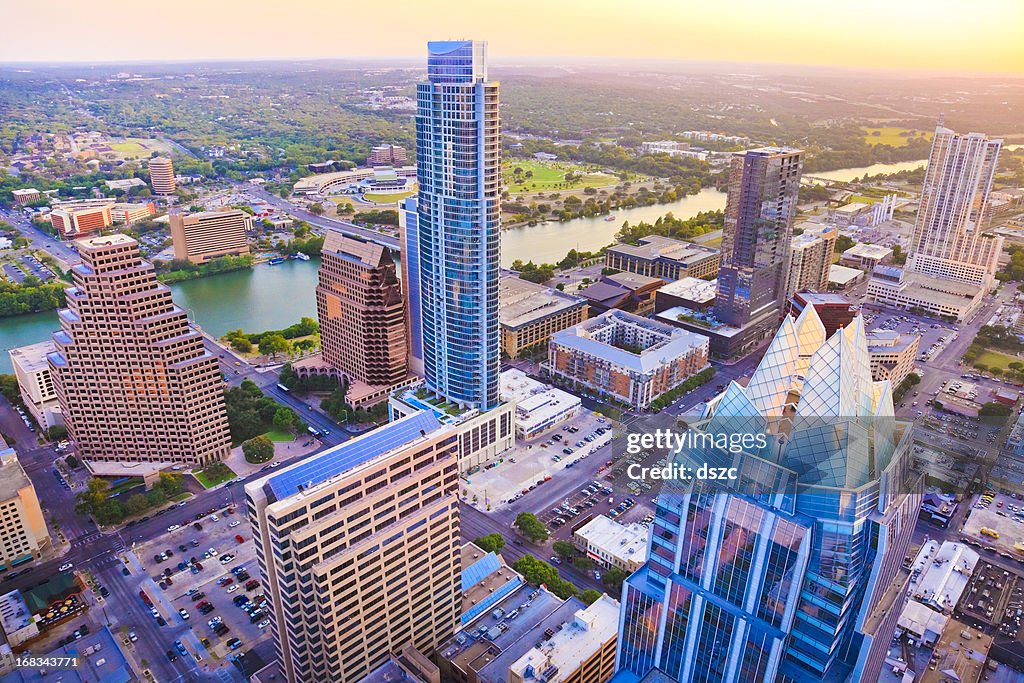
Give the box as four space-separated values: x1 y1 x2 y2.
411 40 501 410
616 308 922 683
714 147 803 329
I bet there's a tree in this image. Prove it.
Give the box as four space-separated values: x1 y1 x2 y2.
231 337 253 353
308 203 324 215
242 435 275 463
45 425 68 441
980 402 1013 417
515 512 549 543
474 534 506 553
552 540 577 558
581 589 603 606
259 334 291 360
273 407 295 433
156 472 183 496
602 567 628 593
834 235 856 253
125 494 149 516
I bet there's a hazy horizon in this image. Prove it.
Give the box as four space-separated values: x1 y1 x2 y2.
5 0 1022 74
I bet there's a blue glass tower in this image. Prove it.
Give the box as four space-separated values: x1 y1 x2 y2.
413 40 501 410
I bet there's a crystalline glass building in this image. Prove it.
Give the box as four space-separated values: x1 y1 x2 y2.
615 308 922 683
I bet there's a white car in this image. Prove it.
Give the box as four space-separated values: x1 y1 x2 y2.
59 563 74 572
178 608 190 620
211 515 219 522
228 521 241 528
128 631 138 642
226 584 240 593
167 525 180 532
257 619 271 629
208 548 218 556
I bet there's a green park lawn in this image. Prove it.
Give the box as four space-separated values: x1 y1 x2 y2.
109 140 151 158
193 463 237 489
503 158 616 194
863 127 932 148
974 350 1020 372
264 430 295 442
362 190 416 204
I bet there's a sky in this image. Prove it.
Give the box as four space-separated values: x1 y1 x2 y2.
5 0 1023 73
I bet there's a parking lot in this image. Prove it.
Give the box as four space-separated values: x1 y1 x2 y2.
863 308 958 366
962 490 1024 556
128 502 270 667
957 560 1023 633
463 410 613 510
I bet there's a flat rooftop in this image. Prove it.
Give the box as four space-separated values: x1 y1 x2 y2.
461 542 524 626
607 235 719 265
574 515 649 567
499 276 586 330
655 306 744 338
844 243 893 259
8 340 57 374
74 233 136 250
0 626 132 683
508 594 620 683
551 310 709 373
603 271 663 290
0 450 32 503
656 277 717 303
829 264 864 285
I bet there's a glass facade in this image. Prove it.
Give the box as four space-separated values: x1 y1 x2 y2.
615 308 921 683
414 40 501 410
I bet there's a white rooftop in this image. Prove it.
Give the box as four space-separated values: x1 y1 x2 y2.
500 370 580 432
907 540 979 612
507 594 620 683
657 277 717 304
829 264 864 285
574 514 649 569
844 243 893 259
8 340 57 374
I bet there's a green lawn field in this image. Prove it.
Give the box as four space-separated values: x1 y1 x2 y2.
503 158 616 194
974 350 1020 371
863 127 932 148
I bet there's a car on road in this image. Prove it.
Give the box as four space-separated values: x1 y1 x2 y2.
178 608 190 620
167 524 180 532
229 520 241 528
166 650 177 662
58 563 73 572
128 631 138 643
175 640 188 657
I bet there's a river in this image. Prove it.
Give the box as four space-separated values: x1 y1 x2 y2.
0 157 966 372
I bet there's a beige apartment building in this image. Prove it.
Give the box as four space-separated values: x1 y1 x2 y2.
8 340 63 430
48 202 113 237
244 410 461 683
867 330 921 389
0 438 50 570
170 208 251 264
499 276 588 358
148 157 176 195
787 224 838 298
316 230 408 390
49 234 231 475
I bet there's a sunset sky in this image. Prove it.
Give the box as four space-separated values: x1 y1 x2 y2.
5 0 1022 73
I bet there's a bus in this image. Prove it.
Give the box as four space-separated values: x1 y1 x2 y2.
308 426 321 437
276 383 290 393
981 527 1000 539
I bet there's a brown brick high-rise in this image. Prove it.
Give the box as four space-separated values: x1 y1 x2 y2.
49 234 231 468
316 230 407 387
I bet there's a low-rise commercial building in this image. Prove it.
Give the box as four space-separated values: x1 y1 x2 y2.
389 384 514 473
499 276 588 358
866 330 920 389
500 369 581 439
579 273 663 317
839 242 893 270
103 177 147 191
867 266 985 321
573 515 649 572
508 595 619 683
10 189 39 205
170 208 251 264
605 236 719 282
7 341 62 430
0 438 50 571
110 202 156 225
828 264 865 292
546 310 710 410
48 202 113 237
830 202 874 226
654 277 716 313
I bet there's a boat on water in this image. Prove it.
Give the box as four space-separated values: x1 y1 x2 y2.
604 215 616 221
292 252 310 261
268 257 286 265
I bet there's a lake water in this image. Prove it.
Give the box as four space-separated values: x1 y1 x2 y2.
0 157 954 372
500 187 728 267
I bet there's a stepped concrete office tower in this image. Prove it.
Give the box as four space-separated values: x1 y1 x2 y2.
49 234 231 472
714 147 803 332
616 307 922 683
412 40 501 410
245 411 461 683
908 123 1003 286
316 230 408 387
148 156 176 195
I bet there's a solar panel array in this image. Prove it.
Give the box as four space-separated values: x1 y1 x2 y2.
265 410 442 502
461 552 501 592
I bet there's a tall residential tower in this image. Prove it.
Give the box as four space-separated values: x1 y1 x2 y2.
714 147 803 331
410 40 501 410
49 234 231 472
148 157 176 195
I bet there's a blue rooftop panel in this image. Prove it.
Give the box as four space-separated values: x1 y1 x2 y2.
265 411 442 502
462 552 501 592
